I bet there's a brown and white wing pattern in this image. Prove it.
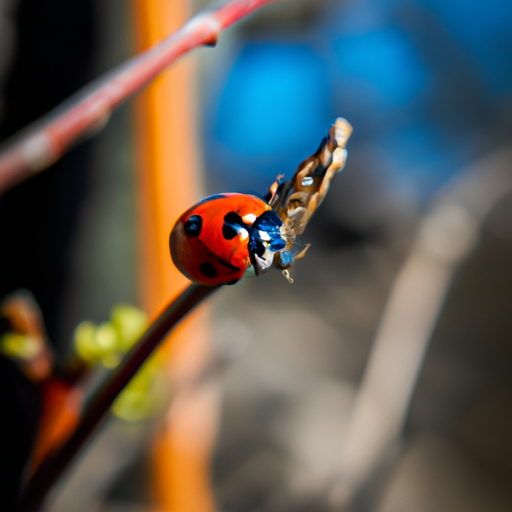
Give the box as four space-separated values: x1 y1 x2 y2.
268 117 353 275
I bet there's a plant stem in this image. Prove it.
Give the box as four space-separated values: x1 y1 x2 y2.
0 0 281 193
16 284 220 512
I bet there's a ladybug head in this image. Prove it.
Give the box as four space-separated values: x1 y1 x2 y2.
170 193 289 285
247 210 287 274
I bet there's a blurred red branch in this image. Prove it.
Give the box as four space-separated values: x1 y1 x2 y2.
16 284 219 512
0 0 280 194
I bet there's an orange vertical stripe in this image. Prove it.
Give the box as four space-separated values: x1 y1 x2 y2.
131 1 217 511
132 0 201 313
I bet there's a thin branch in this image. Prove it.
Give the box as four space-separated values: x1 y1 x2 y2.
16 284 220 512
0 0 281 193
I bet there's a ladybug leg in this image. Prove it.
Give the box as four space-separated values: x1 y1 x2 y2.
282 269 294 283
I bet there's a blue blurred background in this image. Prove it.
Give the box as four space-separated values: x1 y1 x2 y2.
203 0 512 202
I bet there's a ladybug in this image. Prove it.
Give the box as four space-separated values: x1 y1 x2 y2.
170 193 287 286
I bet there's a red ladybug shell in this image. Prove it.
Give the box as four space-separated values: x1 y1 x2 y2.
170 193 272 285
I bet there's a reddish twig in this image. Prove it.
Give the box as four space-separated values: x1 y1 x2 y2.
16 284 220 512
0 0 281 194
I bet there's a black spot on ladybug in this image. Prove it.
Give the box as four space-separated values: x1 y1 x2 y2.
222 212 246 240
199 262 217 279
184 215 202 237
222 224 237 240
224 211 245 224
